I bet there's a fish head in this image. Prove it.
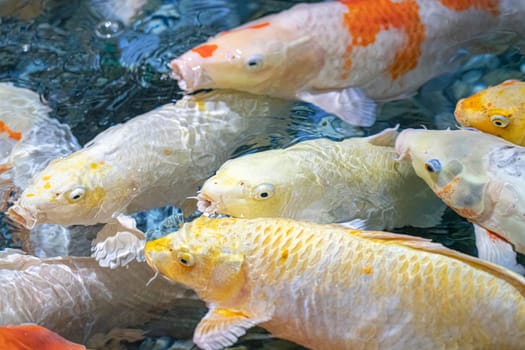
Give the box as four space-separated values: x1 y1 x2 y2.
395 129 490 219
455 80 525 145
170 22 323 97
197 152 299 218
145 217 246 303
8 152 110 228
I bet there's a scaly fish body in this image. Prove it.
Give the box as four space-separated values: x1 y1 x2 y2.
9 91 294 228
395 128 525 255
0 249 200 343
171 0 525 126
145 216 525 350
198 128 444 230
455 79 525 145
0 325 85 350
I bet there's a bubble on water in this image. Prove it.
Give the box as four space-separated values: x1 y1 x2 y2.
95 20 124 39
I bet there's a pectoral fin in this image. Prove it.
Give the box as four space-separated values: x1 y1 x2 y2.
473 224 525 275
194 308 268 350
297 88 376 127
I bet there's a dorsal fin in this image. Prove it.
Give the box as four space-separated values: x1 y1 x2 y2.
365 126 399 147
346 228 525 297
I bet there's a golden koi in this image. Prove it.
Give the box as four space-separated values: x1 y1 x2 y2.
455 79 525 145
170 0 525 126
8 91 294 229
198 128 445 230
395 128 525 272
145 216 525 350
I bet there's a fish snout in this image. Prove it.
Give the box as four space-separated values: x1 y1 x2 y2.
144 236 174 270
454 98 469 126
169 57 213 92
7 203 38 229
196 191 219 215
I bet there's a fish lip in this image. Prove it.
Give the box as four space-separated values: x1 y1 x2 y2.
7 203 38 229
196 192 218 215
169 58 213 92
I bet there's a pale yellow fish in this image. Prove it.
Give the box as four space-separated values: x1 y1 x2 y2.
455 79 525 145
8 91 294 229
395 128 525 270
198 128 445 230
145 216 525 350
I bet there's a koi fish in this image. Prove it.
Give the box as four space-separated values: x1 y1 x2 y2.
395 128 525 273
8 91 295 230
0 248 201 343
198 128 445 230
0 83 79 209
145 216 525 350
0 324 86 350
455 79 525 145
170 0 525 127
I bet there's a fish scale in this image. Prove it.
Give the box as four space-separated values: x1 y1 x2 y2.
145 217 525 350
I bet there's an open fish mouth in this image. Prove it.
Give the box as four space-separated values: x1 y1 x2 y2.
196 192 219 215
169 58 213 92
7 203 38 229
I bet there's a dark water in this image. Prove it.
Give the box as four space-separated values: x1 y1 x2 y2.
0 1 524 349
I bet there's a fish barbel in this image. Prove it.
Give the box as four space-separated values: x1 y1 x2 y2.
145 216 525 350
170 0 525 126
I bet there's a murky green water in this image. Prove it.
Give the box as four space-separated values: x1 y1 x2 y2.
0 1 524 349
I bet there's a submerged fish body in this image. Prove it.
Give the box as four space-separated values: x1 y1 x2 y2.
455 79 525 145
198 128 445 230
0 324 86 350
395 129 525 255
0 83 79 203
145 216 525 350
9 91 294 228
0 249 200 343
170 0 525 126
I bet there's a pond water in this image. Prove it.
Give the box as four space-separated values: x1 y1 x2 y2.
0 1 524 349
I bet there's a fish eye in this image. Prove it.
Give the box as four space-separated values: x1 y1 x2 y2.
177 252 195 267
254 183 274 200
245 54 264 70
490 115 509 128
66 187 86 202
424 159 442 173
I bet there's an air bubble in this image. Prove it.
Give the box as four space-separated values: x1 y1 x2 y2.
95 20 124 39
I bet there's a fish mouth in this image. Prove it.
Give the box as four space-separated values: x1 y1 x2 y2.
196 192 219 215
453 99 469 126
7 203 38 229
169 58 213 92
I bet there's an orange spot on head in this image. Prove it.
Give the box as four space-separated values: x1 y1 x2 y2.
501 80 519 86
43 183 51 190
439 0 499 16
192 44 218 58
246 22 270 30
42 175 51 181
340 0 426 80
0 121 22 141
362 266 373 274
90 163 98 169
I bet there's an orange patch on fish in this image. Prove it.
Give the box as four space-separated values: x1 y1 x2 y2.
0 324 85 350
246 22 270 30
43 183 51 190
439 0 499 16
42 175 51 181
192 44 218 58
0 121 22 141
340 0 426 80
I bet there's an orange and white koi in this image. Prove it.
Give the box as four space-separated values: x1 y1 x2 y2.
455 79 525 145
395 128 525 273
0 324 85 350
170 0 525 127
145 216 525 350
